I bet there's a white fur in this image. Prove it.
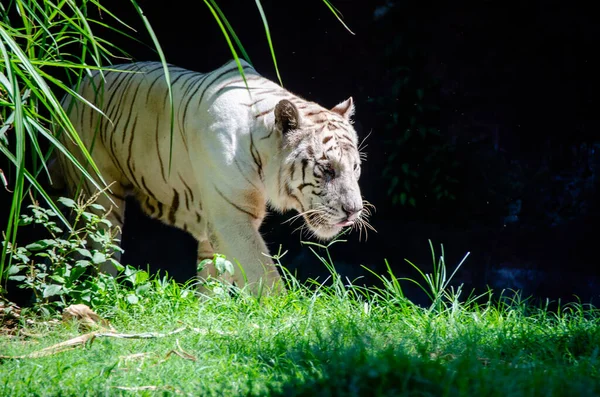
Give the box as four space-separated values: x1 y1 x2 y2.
54 60 364 294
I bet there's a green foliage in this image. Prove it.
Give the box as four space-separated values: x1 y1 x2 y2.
364 240 479 314
197 253 236 296
198 253 235 277
3 194 123 313
0 0 144 282
1 240 599 395
1 192 199 315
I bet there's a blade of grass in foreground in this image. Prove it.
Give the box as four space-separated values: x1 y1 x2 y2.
0 0 150 284
0 26 107 191
203 0 250 91
207 0 252 65
322 0 355 35
254 0 283 86
129 0 175 174
0 54 26 285
1 269 599 396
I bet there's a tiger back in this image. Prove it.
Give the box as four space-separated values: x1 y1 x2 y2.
54 60 369 293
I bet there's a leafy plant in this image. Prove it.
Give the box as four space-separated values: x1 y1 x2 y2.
362 239 487 315
3 193 123 313
0 0 148 284
197 253 236 296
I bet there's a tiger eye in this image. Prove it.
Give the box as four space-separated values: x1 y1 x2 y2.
323 163 336 179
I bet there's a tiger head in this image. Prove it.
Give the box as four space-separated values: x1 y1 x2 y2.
275 97 371 240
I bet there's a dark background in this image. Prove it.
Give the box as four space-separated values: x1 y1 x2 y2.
3 0 599 305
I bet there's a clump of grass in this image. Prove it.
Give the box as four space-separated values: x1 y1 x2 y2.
1 241 599 396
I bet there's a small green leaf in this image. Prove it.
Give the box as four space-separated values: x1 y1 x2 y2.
91 252 107 265
18 216 34 226
13 253 30 263
89 203 106 211
26 241 49 251
76 248 92 258
400 192 407 206
58 197 77 208
55 238 71 247
126 294 139 305
214 256 234 275
75 260 92 267
136 283 151 295
80 292 92 303
81 212 95 222
69 265 87 281
8 275 26 282
110 259 125 272
387 176 399 196
49 275 66 284
212 286 225 295
43 284 63 298
135 270 149 285
6 264 24 275
109 244 124 254
198 259 213 272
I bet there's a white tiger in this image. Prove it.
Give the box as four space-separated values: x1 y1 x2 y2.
53 60 369 293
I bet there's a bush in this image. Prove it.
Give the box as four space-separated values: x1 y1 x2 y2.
3 193 123 314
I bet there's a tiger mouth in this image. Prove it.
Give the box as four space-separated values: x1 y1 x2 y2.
334 220 354 227
303 210 356 228
302 213 354 240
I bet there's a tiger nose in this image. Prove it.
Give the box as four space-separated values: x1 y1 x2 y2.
342 204 362 221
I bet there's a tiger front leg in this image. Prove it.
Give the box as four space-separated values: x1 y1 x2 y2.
207 216 285 295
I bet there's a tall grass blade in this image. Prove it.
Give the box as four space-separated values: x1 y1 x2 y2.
0 0 150 285
254 0 283 86
321 0 355 35
129 0 175 174
0 53 25 285
203 0 249 90
207 0 252 65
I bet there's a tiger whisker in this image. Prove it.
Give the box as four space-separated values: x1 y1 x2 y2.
362 219 376 233
292 223 307 236
283 208 325 225
351 218 363 241
358 218 367 240
362 199 376 211
358 129 372 153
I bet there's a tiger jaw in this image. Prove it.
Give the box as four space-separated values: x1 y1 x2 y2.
302 210 360 240
306 219 345 240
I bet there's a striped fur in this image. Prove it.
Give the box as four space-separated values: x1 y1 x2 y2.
53 60 368 293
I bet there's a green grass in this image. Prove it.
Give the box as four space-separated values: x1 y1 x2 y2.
1 271 599 396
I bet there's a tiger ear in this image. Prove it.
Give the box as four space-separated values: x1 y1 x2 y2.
275 99 300 134
331 97 354 120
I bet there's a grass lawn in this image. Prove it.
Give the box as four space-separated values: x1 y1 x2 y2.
1 266 599 397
